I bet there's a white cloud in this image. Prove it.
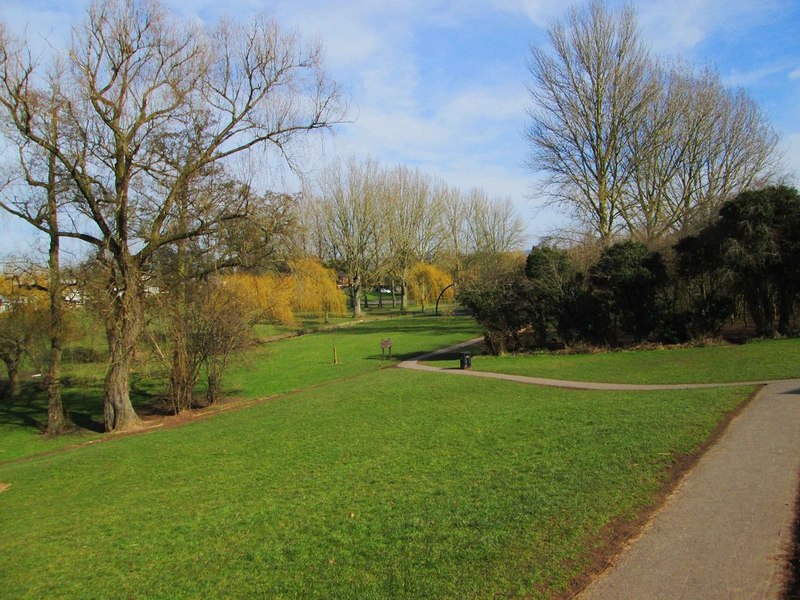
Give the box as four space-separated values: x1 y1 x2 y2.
491 0 569 29
789 68 800 81
637 0 717 54
443 87 527 124
631 0 782 57
722 64 786 87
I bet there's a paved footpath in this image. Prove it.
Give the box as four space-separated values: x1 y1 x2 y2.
399 342 800 599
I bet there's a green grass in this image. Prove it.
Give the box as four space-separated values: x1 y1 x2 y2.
225 314 480 399
251 307 461 341
0 371 163 462
461 338 800 384
0 315 480 462
0 369 751 599
0 390 102 462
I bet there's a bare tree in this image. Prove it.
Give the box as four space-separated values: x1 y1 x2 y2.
622 64 779 240
439 185 471 280
527 3 780 244
526 1 654 242
439 187 525 280
619 63 686 241
0 0 345 431
667 70 779 232
464 190 526 254
384 165 444 310
315 157 383 317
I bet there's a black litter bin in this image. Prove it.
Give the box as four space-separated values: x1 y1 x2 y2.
459 352 472 370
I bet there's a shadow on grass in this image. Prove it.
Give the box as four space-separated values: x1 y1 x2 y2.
0 397 44 430
0 374 164 435
0 385 104 433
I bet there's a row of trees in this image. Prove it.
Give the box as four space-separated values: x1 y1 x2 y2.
298 158 525 316
526 1 780 243
461 186 800 354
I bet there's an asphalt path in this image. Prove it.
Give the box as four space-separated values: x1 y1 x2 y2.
398 341 800 599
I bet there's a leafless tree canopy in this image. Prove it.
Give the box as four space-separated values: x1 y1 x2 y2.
303 158 526 315
526 1 780 243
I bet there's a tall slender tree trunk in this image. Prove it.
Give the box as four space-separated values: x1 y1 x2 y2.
168 197 194 413
169 320 192 414
351 277 362 318
103 261 142 432
45 227 68 434
45 109 69 435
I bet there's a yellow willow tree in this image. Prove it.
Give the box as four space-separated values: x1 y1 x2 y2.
223 273 297 327
407 262 453 313
156 271 299 411
289 258 347 323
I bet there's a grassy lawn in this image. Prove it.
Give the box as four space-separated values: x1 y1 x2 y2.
459 338 800 384
226 314 480 400
0 368 751 599
0 315 480 462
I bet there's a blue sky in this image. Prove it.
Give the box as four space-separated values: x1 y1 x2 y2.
0 0 798 257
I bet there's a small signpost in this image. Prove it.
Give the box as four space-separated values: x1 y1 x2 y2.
380 338 393 360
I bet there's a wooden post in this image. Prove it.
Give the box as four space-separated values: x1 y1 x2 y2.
381 338 393 360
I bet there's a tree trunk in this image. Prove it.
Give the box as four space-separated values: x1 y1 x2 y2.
400 283 408 312
206 354 228 405
169 322 193 414
104 357 139 430
351 278 362 318
46 288 68 433
103 263 142 432
167 193 195 414
46 360 67 434
747 284 775 338
167 218 197 414
777 290 793 336
206 369 222 405
45 123 69 435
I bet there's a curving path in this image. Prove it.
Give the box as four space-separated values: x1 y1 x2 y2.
398 339 800 599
